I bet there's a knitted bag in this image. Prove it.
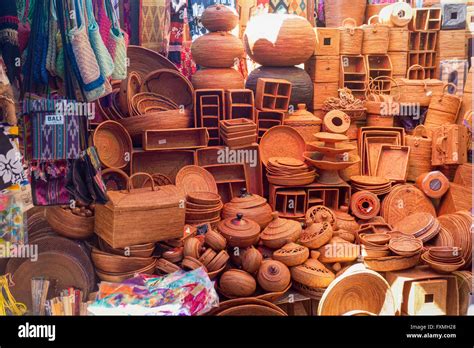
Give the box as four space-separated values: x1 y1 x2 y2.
105 0 127 80
68 0 104 94
85 0 114 78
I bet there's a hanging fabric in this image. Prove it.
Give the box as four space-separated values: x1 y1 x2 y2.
168 0 187 66
30 160 71 206
0 0 21 85
104 0 127 80
16 0 31 53
139 0 171 56
0 125 26 191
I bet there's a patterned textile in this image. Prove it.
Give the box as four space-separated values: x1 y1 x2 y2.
0 126 26 191
179 40 196 79
0 0 20 84
268 0 306 17
30 160 70 206
139 0 171 56
0 190 25 244
440 59 468 97
168 0 187 66
29 113 86 161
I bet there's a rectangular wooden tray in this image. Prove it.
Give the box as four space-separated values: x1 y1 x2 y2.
142 128 209 151
375 145 411 182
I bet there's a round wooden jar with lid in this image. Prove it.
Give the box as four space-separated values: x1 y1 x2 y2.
222 188 273 229
243 13 316 66
217 213 261 248
283 104 322 143
260 212 302 249
201 4 238 32
334 206 359 233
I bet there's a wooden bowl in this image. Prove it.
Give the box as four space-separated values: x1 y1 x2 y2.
361 233 391 245
91 248 155 274
219 269 256 298
421 252 465 273
95 261 156 283
93 120 132 169
428 246 463 259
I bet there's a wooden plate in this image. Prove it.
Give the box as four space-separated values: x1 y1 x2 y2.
350 175 390 186
259 126 306 166
176 165 218 195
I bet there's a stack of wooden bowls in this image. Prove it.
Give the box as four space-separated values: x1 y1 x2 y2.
422 247 465 273
185 192 223 226
266 157 317 186
191 5 244 90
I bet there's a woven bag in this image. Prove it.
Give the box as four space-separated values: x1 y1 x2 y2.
339 18 363 55
361 16 390 55
425 83 462 129
105 0 127 80
85 0 115 78
405 126 433 182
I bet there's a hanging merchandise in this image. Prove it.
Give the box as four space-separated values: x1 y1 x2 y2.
104 0 127 80
0 188 25 244
139 0 171 56
0 126 27 191
0 274 27 316
0 66 16 126
168 0 187 66
16 0 30 54
30 160 71 206
85 0 115 79
0 0 21 85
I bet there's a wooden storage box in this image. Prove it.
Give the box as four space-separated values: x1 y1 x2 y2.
256 110 285 140
194 89 225 145
314 28 340 56
142 128 209 151
438 30 467 60
340 55 367 96
313 82 339 110
409 8 441 31
255 78 292 111
431 124 468 166
225 89 255 121
305 56 340 83
95 182 186 248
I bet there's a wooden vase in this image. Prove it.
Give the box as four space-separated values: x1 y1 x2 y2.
243 13 316 66
246 66 313 109
191 32 244 68
192 68 245 90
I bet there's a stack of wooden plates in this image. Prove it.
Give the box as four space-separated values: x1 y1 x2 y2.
437 211 472 267
186 191 223 225
421 250 465 274
393 212 440 243
266 157 317 186
350 175 392 195
388 237 423 257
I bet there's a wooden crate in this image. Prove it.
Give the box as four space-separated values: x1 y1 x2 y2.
439 182 472 215
365 55 393 92
314 28 340 56
255 109 285 140
312 82 339 110
305 56 340 83
409 8 441 31
438 30 467 60
142 128 209 151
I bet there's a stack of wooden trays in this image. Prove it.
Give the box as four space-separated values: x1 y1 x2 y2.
350 175 392 196
220 118 258 148
266 157 317 186
392 212 440 243
185 192 223 226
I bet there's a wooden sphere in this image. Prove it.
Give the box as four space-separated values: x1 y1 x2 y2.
191 32 244 68
201 4 239 32
192 68 244 90
246 66 313 108
243 13 316 66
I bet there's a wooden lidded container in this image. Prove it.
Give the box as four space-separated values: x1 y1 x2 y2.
283 104 322 143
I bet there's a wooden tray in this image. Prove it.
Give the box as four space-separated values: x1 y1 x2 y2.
132 149 196 184
176 165 218 195
196 145 263 196
259 126 306 166
364 136 399 175
375 145 410 182
142 128 209 151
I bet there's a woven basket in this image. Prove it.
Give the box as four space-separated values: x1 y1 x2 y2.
388 27 409 52
405 126 433 182
324 0 367 27
45 207 94 240
388 52 408 77
363 252 420 272
392 65 444 107
339 18 363 55
425 83 462 129
361 16 390 55
93 120 132 169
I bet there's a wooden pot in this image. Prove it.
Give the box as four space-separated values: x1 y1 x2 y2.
243 13 316 66
191 32 244 68
192 68 244 90
201 4 238 32
246 66 313 109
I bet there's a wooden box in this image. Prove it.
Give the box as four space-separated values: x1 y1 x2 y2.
142 128 209 151
409 8 441 31
255 78 292 111
305 56 340 83
314 28 340 56
406 279 448 316
431 124 468 166
340 55 367 96
313 82 339 110
438 30 467 61
194 89 225 145
453 163 472 186
95 184 186 248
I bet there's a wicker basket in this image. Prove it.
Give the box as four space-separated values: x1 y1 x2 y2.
339 18 363 55
324 0 367 27
361 16 390 55
405 125 433 182
388 52 408 77
391 65 444 107
388 27 409 52
45 206 94 240
93 120 132 169
425 83 462 129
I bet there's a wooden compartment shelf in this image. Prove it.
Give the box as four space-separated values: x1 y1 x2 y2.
340 55 367 97
256 109 285 141
269 182 351 218
225 89 255 121
202 163 250 204
194 89 225 145
255 78 292 111
410 8 441 31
